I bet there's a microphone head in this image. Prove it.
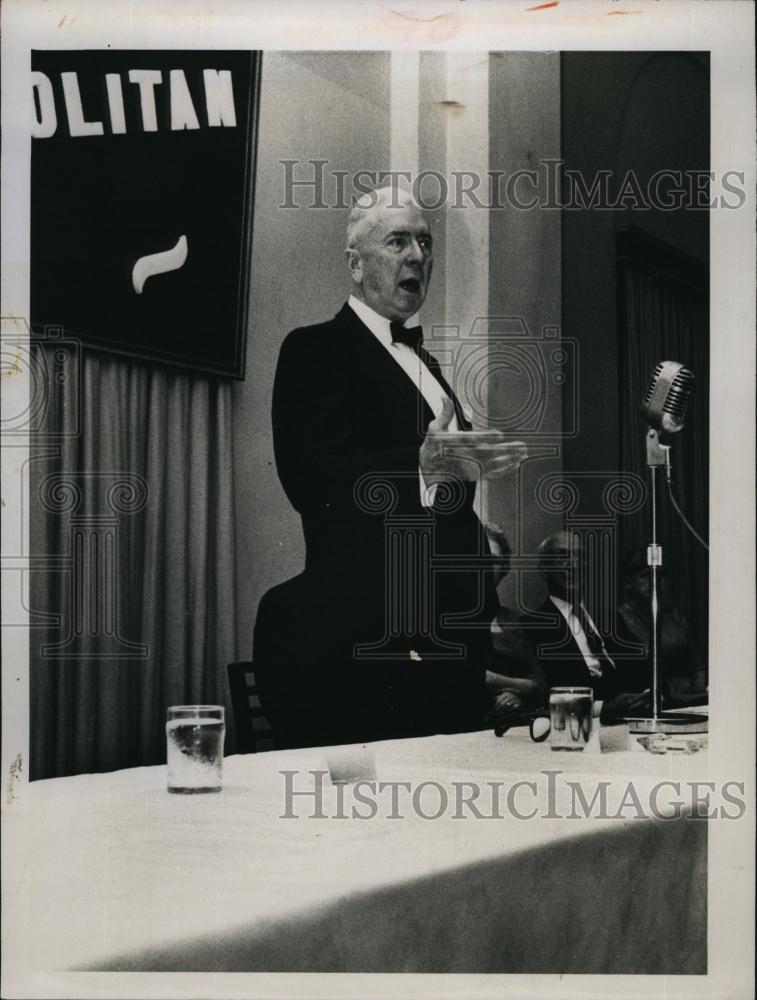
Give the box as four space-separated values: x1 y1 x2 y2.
641 361 695 433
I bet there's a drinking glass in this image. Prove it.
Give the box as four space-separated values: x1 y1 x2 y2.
549 687 593 751
166 705 225 793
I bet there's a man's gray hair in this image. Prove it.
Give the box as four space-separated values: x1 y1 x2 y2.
346 184 420 249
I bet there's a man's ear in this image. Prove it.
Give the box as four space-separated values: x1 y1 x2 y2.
345 248 362 282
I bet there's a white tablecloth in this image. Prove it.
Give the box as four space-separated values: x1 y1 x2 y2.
4 730 708 975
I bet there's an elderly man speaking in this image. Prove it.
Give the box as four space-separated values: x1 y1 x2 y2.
254 186 527 748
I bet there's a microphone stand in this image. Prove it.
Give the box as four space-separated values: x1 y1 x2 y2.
629 428 708 740
645 427 668 723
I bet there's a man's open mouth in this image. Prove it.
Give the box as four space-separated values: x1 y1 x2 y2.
399 279 421 293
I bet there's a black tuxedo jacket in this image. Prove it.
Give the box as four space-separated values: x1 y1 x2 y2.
521 598 626 703
254 303 497 746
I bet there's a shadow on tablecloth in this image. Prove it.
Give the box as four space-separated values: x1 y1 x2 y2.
91 815 706 974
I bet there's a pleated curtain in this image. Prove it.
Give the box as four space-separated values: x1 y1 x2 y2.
29 346 239 778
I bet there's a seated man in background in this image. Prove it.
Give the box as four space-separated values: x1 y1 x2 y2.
524 531 650 723
483 524 547 725
617 548 708 708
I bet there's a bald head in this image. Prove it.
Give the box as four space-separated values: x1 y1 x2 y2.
538 531 575 564
345 186 433 322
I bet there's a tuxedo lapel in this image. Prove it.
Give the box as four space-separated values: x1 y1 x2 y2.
420 347 472 431
332 304 472 435
334 304 436 431
532 599 620 699
535 599 586 663
535 598 591 684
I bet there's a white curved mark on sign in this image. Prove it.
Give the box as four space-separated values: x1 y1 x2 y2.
132 235 188 294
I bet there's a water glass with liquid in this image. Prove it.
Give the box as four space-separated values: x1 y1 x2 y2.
166 705 225 793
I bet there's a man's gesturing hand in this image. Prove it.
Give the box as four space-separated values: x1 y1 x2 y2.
419 397 528 482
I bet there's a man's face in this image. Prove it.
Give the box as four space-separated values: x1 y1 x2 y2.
348 201 433 321
542 532 584 603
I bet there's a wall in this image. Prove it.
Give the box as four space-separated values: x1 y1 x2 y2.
560 52 710 645
561 52 709 501
233 52 391 657
488 52 563 612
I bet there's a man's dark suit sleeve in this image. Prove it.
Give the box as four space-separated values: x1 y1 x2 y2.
272 327 425 516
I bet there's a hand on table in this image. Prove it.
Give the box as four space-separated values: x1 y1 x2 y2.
600 690 651 724
420 398 528 482
485 690 525 726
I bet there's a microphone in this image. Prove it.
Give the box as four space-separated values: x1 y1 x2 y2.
641 361 695 433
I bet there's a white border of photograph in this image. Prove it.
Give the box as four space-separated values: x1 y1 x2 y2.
2 1 754 998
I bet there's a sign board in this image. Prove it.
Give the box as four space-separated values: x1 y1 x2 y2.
31 50 260 378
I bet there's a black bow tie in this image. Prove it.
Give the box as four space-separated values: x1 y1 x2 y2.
390 322 423 353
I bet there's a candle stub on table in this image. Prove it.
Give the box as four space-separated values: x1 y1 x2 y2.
326 745 377 784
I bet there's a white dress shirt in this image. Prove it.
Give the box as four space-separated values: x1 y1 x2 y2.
348 295 458 506
549 594 616 716
548 594 608 678
348 296 458 429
